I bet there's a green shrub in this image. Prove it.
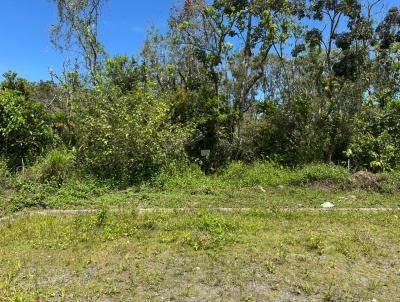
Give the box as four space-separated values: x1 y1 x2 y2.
220 161 283 187
383 170 400 192
74 85 190 183
10 188 49 212
35 150 75 185
349 101 400 172
0 89 53 169
10 171 112 213
9 149 76 211
15 149 77 186
54 177 112 201
9 175 55 212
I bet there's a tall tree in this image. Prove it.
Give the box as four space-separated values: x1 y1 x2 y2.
50 0 106 84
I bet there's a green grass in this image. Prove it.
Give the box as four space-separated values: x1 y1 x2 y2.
146 162 351 192
2 161 400 216
1 162 400 300
3 183 400 216
1 210 399 301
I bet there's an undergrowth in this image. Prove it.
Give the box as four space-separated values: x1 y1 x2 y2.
2 153 400 215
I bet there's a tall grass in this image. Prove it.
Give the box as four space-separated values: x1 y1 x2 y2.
148 161 351 192
36 149 76 185
4 157 400 215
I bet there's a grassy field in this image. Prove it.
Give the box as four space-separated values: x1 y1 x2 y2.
1 163 400 301
1 210 399 301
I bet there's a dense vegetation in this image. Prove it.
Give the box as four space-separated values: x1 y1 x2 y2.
0 0 400 208
1 2 400 301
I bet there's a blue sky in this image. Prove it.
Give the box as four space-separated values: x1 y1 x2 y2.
0 0 177 81
0 0 398 81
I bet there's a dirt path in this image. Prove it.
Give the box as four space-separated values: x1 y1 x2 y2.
1 207 400 225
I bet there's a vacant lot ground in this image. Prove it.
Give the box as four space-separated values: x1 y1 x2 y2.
1 210 399 301
1 164 400 301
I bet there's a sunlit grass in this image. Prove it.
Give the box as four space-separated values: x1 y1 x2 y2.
1 210 399 301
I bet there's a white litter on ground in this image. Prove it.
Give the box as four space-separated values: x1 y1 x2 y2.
321 202 335 208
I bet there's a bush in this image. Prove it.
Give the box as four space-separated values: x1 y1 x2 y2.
0 89 54 169
221 161 285 187
35 149 75 185
349 101 400 172
13 149 75 187
382 170 400 192
74 85 190 183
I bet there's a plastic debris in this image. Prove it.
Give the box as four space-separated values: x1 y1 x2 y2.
321 202 335 208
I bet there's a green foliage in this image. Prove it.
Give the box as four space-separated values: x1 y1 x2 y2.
294 164 350 185
147 161 213 192
95 205 109 227
349 101 400 172
74 83 189 183
8 172 112 213
147 161 351 193
381 170 400 192
0 71 33 97
171 88 236 171
247 95 329 165
34 149 75 185
2 0 400 186
3 1 400 227
222 162 350 188
221 161 283 187
0 88 54 169
102 55 140 93
10 182 51 213
2 160 400 215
